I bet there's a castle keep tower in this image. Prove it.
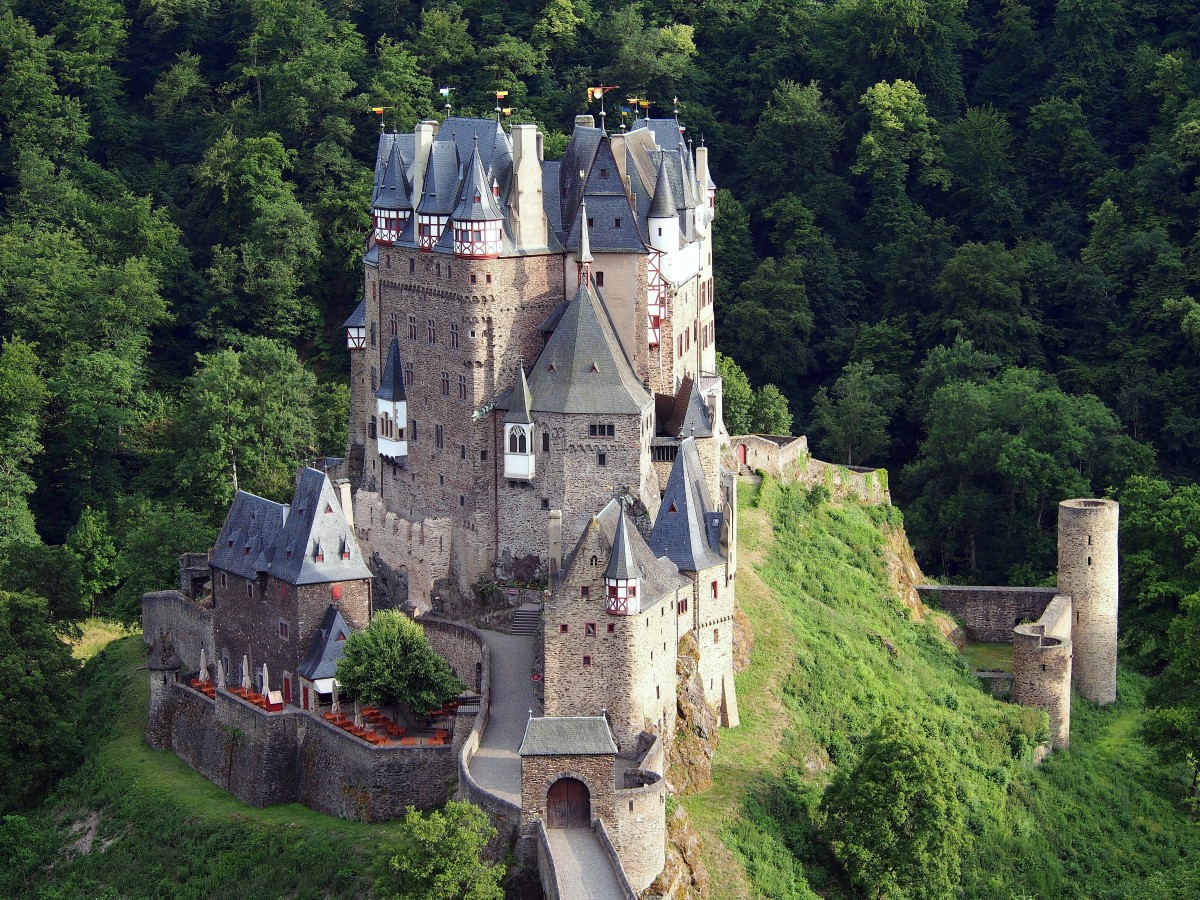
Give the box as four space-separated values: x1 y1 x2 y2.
1058 498 1119 704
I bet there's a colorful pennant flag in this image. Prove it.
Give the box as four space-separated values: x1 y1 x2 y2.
495 90 509 100
438 87 451 97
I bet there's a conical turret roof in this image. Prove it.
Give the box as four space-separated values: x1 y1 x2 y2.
373 141 412 211
576 200 593 263
503 367 534 425
648 154 677 219
605 506 640 580
452 138 504 222
377 337 406 402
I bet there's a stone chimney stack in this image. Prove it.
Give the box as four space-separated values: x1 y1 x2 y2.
510 124 548 251
335 479 355 532
412 120 438 204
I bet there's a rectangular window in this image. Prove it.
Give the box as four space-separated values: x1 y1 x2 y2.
598 452 607 466
470 273 477 284
585 623 596 637
486 273 493 284
427 319 436 344
458 374 468 400
441 371 450 396
614 218 621 229
279 621 289 640
450 322 460 348
409 257 415 274
481 449 487 461
583 655 592 667
542 432 550 452
607 622 615 634
404 361 414 387
595 271 604 287
581 585 590 598
588 423 614 438
411 419 418 442
246 583 253 600
541 498 550 509
436 424 444 449
408 315 417 340
389 312 398 337
560 624 568 633
461 444 467 460
712 580 718 599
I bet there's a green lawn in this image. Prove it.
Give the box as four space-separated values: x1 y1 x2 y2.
963 641 1014 673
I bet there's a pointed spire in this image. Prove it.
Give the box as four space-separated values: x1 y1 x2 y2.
576 199 593 287
649 155 677 220
374 141 412 211
377 337 406 402
504 367 534 425
452 135 504 222
605 506 639 581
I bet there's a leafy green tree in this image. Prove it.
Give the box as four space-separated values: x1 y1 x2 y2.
336 611 464 716
1117 476 1200 672
941 106 1025 239
0 339 47 547
1141 593 1200 805
717 353 754 435
0 591 81 811
66 508 118 618
373 801 503 900
752 384 793 435
810 361 902 466
112 501 217 623
0 543 85 628
721 256 814 395
171 338 331 514
820 717 968 900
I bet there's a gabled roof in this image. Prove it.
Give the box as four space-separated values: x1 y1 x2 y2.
417 140 459 216
296 605 353 680
564 194 646 253
373 140 412 211
342 297 366 330
605 507 639 580
503 367 533 425
648 438 725 572
452 139 504 222
526 283 650 416
211 491 289 581
262 468 374 585
519 716 617 756
377 337 406 402
658 375 712 439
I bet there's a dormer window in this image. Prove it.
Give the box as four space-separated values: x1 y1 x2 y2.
313 542 324 563
600 168 608 178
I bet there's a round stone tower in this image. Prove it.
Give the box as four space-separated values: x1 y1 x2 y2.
1057 498 1119 704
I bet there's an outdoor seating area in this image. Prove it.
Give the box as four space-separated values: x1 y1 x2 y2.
320 704 454 747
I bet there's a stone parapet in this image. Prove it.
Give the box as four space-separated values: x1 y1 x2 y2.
916 585 1059 642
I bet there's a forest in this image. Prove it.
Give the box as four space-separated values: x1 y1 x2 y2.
0 0 1198 890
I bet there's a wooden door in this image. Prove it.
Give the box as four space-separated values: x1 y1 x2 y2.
546 778 590 828
736 443 747 466
302 686 309 710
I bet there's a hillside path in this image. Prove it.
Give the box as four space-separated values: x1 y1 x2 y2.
468 629 538 806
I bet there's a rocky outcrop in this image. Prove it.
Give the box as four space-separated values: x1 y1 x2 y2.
880 523 965 650
669 633 720 797
643 804 709 899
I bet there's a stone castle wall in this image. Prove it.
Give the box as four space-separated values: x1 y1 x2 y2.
421 618 487 693
148 681 456 819
354 490 452 611
1058 499 1119 704
1012 593 1073 749
142 590 213 671
916 585 1059 642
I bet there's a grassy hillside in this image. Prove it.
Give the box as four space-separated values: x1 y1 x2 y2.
1 636 408 900
684 478 1200 899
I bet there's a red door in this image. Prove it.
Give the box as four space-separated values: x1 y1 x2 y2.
302 686 309 710
283 677 291 704
736 443 747 466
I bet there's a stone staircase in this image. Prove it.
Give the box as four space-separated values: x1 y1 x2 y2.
511 603 542 636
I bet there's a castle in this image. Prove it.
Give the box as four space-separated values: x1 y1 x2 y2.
142 106 1120 897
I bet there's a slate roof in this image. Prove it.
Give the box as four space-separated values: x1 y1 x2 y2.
452 139 504 222
525 282 650 416
576 200 593 263
648 154 677 220
416 140 459 216
658 375 712 439
210 468 373 586
605 507 639 580
373 140 412 211
296 605 353 680
377 337 406 402
648 438 725 573
504 367 534 425
558 500 690 612
342 297 366 329
518 716 617 756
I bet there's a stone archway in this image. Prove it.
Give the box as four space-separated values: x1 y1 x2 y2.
546 777 590 828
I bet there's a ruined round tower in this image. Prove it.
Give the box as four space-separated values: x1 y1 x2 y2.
1057 499 1119 704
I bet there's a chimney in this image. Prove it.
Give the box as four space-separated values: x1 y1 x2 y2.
335 479 355 532
412 120 437 204
510 124 548 251
548 509 563 589
695 144 710 194
575 114 595 128
610 132 627 184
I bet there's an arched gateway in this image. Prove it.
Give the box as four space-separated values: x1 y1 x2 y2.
546 777 590 828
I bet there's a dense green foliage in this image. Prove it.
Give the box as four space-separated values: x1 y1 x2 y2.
692 480 1200 899
0 636 496 898
373 802 503 900
821 717 967 900
336 611 464 716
